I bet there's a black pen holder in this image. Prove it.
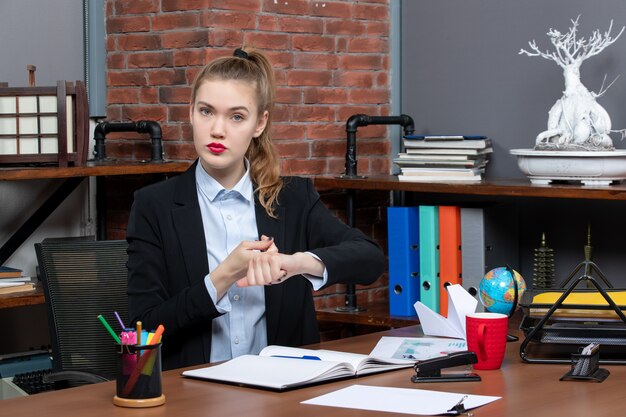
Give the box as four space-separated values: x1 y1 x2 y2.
113 343 166 407
560 347 609 382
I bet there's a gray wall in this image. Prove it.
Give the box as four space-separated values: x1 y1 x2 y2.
0 0 84 87
401 1 626 179
400 1 626 286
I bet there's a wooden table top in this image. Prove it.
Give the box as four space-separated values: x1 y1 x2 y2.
2 325 624 416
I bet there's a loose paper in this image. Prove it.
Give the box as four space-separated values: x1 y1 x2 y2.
369 337 467 361
302 384 500 416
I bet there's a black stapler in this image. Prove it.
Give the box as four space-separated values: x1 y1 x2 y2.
411 351 481 383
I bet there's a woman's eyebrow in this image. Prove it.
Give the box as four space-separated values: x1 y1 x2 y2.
195 101 249 113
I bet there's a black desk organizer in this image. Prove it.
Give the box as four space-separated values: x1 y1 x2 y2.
518 255 626 365
559 348 610 382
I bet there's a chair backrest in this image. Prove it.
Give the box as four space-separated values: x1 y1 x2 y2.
35 238 128 379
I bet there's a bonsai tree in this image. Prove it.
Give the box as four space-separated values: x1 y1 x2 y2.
520 17 625 151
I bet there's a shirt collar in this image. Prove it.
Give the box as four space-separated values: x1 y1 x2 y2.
195 159 254 203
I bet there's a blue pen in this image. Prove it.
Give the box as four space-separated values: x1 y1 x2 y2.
271 355 321 360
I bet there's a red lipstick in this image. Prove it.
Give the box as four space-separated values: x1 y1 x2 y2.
207 142 226 154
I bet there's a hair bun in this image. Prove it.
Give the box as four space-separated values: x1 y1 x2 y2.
233 48 249 60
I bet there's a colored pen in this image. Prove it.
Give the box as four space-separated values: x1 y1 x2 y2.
122 324 165 396
114 311 125 330
97 314 121 344
271 355 321 360
136 321 142 345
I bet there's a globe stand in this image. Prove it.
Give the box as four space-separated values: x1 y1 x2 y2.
505 265 519 342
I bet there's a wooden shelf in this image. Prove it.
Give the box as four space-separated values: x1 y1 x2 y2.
0 284 44 309
316 300 419 328
0 160 191 181
314 175 626 201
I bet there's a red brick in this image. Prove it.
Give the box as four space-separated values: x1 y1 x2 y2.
122 105 167 121
148 68 188 85
274 69 287 85
272 104 291 123
287 70 332 87
114 0 159 15
264 51 293 69
106 35 116 52
348 37 388 53
161 0 210 12
262 0 308 15
107 16 151 33
258 15 276 31
348 89 389 104
108 71 148 86
173 49 207 66
128 51 174 68
308 1 351 18
292 35 335 52
360 138 390 155
140 87 160 104
376 72 389 88
293 53 338 70
271 123 305 140
161 124 182 141
276 87 301 104
336 72 375 88
211 0 261 11
118 34 161 51
292 105 334 122
353 3 389 21
311 139 344 157
163 142 197 160
325 19 367 36
367 21 389 37
281 158 327 175
159 86 192 103
305 123 343 140
336 37 348 52
209 30 245 47
161 30 209 49
277 16 323 33
107 106 123 120
327 157 345 175
168 105 190 122
107 87 140 104
339 55 383 71
244 33 290 50
304 88 348 104
203 11 256 30
107 53 127 69
152 13 199 31
274 141 310 158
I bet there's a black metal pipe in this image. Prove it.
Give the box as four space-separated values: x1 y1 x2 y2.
344 114 415 178
338 114 415 312
93 120 164 162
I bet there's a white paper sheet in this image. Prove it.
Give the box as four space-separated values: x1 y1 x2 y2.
302 384 500 415
369 337 467 361
414 284 478 339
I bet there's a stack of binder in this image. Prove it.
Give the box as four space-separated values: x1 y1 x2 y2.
387 203 518 317
394 135 493 182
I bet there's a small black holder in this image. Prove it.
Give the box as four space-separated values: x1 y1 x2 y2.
560 348 610 382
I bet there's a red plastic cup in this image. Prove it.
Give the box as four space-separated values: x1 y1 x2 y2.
466 312 508 370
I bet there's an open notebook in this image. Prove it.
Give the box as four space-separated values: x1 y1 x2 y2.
182 345 413 391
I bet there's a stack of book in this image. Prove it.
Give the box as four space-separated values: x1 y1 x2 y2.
394 135 492 182
0 266 36 295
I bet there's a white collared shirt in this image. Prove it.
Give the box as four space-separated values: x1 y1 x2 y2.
195 162 328 362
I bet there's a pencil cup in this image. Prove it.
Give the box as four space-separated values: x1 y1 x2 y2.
113 343 166 408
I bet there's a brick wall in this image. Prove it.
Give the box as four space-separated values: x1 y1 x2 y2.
104 0 391 312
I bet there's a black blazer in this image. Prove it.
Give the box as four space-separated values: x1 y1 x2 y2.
127 161 385 370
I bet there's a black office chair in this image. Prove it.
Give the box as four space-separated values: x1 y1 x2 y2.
35 238 129 388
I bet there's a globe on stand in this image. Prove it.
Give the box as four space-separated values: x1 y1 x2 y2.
479 267 527 342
